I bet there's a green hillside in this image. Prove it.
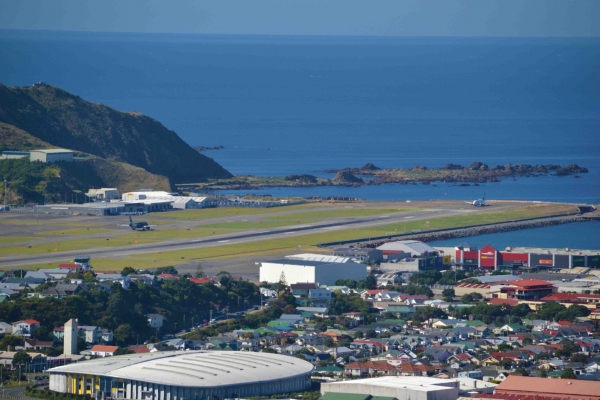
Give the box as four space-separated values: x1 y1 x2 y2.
0 83 232 183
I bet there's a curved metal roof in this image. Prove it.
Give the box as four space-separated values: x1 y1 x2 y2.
49 351 314 387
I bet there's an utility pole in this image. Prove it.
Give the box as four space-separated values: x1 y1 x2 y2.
2 179 6 212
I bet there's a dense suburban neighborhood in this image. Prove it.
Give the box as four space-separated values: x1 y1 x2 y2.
0 240 599 399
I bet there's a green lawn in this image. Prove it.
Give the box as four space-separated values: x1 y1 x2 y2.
0 237 160 256
0 236 39 244
38 228 115 236
149 204 321 221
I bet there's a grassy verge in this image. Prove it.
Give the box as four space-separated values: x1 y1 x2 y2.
148 203 327 221
37 228 114 236
0 237 160 256
0 236 39 244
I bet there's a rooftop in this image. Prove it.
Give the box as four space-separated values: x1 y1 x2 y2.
49 350 314 387
496 375 600 398
31 149 73 154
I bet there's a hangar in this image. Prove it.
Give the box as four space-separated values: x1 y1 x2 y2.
258 258 367 285
49 351 313 400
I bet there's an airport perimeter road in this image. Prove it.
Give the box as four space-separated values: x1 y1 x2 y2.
0 208 473 268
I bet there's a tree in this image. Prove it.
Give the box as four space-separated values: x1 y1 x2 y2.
12 351 31 368
540 369 547 378
155 266 178 276
570 353 588 363
83 271 97 283
461 292 483 304
277 271 288 295
560 368 577 379
114 324 134 345
121 267 136 276
353 331 363 339
261 347 277 353
442 288 455 299
323 337 334 347
510 303 532 318
538 302 566 320
514 367 529 376
194 264 204 278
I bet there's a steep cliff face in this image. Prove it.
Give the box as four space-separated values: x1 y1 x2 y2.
0 84 232 183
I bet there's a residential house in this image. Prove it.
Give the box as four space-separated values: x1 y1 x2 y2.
290 283 317 297
342 312 364 327
129 274 156 285
58 264 83 274
23 338 54 350
344 361 399 377
376 274 402 286
308 288 331 304
90 345 119 357
0 322 13 335
386 305 416 318
95 273 131 288
500 323 528 333
12 319 40 337
147 313 164 329
423 348 452 364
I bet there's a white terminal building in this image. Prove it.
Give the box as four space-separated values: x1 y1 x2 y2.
122 191 210 210
49 351 314 400
259 253 367 286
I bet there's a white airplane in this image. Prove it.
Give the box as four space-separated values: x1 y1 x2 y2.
467 193 486 207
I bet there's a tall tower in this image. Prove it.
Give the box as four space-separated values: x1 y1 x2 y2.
64 318 78 355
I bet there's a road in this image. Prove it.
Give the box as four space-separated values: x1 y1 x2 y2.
0 208 473 268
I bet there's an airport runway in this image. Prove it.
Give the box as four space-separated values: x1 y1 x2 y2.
0 207 474 268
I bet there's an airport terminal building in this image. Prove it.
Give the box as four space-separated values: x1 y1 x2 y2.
49 351 314 400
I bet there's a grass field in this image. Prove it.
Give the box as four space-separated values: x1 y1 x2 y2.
0 237 160 256
0 236 39 244
38 228 115 236
149 204 323 221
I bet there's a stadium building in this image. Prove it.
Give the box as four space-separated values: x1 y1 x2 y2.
49 351 314 400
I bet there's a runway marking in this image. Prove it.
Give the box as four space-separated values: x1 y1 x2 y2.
218 240 230 243
283 231 296 235
404 216 414 219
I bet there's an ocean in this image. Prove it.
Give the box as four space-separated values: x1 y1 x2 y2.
1 31 599 206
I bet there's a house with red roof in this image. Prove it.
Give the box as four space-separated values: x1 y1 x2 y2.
90 344 119 357
58 264 83 273
489 298 519 307
188 277 213 285
344 361 399 377
12 319 40 337
157 273 180 280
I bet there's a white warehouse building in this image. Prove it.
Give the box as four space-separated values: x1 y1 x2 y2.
122 191 210 209
30 149 73 163
321 376 460 400
259 258 366 286
49 351 314 400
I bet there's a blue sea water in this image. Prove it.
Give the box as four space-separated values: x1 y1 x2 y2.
0 30 599 205
427 221 600 250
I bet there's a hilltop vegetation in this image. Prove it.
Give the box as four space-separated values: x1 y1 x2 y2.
0 83 231 190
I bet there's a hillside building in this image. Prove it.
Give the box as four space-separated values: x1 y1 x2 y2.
30 149 73 163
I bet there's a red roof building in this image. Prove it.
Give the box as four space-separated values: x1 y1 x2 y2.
489 298 518 306
58 264 82 270
188 277 213 285
495 375 600 400
500 279 555 301
157 274 180 280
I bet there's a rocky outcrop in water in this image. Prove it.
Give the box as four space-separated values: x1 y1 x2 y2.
332 169 363 184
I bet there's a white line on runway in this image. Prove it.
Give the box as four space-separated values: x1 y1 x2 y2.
404 216 414 219
284 231 296 235
218 240 230 243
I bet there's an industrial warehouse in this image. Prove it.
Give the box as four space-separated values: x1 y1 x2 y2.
48 351 314 400
455 243 600 269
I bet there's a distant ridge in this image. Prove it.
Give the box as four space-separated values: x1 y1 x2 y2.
0 83 232 183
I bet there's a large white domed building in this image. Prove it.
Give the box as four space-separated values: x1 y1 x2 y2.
49 351 314 400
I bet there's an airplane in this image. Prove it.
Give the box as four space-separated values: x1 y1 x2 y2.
119 215 155 231
467 193 486 207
